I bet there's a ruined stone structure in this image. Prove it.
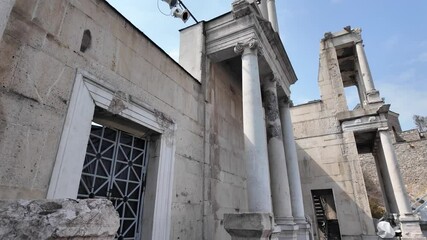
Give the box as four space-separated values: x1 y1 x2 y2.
0 199 119 239
0 0 425 240
290 28 425 239
361 129 427 213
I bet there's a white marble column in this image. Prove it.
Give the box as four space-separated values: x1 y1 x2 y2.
266 0 279 32
378 128 426 238
235 38 273 213
378 128 411 214
375 143 399 214
280 99 311 240
279 100 305 220
262 77 293 221
355 41 375 93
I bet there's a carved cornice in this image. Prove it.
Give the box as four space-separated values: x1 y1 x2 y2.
232 0 252 19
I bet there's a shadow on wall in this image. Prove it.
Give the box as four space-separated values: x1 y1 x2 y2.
296 142 376 240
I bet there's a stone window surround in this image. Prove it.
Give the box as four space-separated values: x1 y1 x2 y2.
47 69 176 240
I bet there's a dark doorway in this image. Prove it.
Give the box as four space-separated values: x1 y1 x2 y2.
312 189 342 240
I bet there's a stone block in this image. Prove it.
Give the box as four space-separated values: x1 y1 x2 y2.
13 0 37 20
58 4 86 52
170 202 203 240
32 0 68 35
0 34 22 89
83 17 117 70
224 213 274 240
10 45 68 106
5 11 46 49
0 199 119 239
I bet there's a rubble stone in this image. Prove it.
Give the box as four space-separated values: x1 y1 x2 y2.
0 199 119 240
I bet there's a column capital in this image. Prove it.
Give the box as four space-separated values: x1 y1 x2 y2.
261 73 278 89
234 38 263 55
278 97 292 107
378 127 389 132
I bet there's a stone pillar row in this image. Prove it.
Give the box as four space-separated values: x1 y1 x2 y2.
224 38 310 240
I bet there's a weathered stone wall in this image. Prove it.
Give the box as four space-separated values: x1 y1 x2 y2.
361 129 427 206
0 0 214 239
0 1 250 239
200 62 247 240
290 39 376 239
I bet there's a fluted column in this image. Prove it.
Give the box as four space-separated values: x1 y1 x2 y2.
235 38 273 213
378 128 411 214
266 0 279 32
262 77 293 223
355 40 375 93
279 100 305 221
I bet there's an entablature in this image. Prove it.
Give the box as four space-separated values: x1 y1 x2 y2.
204 0 297 97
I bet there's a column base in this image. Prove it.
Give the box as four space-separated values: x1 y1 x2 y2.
400 213 426 239
224 213 274 240
295 220 311 240
277 223 298 240
365 90 383 104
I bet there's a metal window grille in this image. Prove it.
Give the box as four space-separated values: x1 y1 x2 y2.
78 125 149 240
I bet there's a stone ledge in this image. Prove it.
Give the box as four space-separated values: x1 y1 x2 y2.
0 199 119 240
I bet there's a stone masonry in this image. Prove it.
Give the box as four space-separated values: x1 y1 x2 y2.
0 199 119 239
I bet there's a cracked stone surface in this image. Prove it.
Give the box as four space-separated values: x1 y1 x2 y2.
0 198 119 240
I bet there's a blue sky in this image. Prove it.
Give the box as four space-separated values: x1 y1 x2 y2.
106 0 427 130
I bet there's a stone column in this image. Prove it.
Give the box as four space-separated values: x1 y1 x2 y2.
279 99 310 240
375 143 399 214
378 128 411 214
355 40 382 103
0 0 15 39
224 38 274 240
355 41 375 93
235 38 273 213
262 77 294 227
259 0 269 20
266 0 279 32
378 128 426 239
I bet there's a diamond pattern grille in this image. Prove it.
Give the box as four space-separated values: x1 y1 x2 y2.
78 125 148 240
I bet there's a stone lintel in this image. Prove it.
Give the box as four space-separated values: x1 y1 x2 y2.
341 115 388 132
224 213 274 240
322 27 362 47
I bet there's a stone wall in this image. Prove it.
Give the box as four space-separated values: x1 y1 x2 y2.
0 1 250 239
0 0 209 239
200 62 247 240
